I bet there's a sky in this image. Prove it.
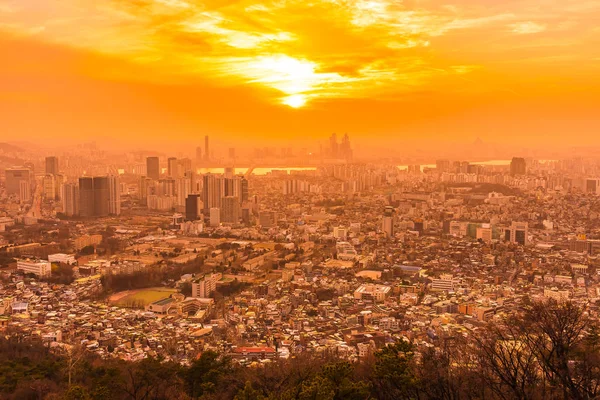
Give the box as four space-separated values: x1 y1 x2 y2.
1 0 600 152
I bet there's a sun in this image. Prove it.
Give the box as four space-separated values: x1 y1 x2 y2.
283 94 307 108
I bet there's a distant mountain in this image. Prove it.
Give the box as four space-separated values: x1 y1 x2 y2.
0 142 24 153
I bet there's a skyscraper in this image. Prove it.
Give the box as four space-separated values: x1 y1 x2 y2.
108 175 121 215
146 156 160 180
62 183 79 217
79 177 95 217
93 176 109 217
45 156 59 175
203 174 223 212
204 136 209 161
139 176 151 206
176 176 192 207
78 176 110 217
510 157 527 176
167 157 178 178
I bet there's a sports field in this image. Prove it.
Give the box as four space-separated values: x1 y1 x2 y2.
109 287 178 308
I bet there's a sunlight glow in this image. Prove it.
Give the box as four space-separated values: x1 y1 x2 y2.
283 94 307 108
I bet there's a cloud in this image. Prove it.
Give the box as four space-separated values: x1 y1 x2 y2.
510 21 546 34
0 0 597 107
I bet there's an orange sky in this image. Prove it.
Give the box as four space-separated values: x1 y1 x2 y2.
1 0 600 151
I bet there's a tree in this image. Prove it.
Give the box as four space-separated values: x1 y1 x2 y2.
372 341 418 400
235 381 265 400
515 300 597 400
182 351 234 399
296 361 370 400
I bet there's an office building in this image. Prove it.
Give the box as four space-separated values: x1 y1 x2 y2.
146 156 160 180
45 156 59 175
510 157 527 176
5 167 31 195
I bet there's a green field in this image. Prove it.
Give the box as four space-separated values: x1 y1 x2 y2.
112 287 178 308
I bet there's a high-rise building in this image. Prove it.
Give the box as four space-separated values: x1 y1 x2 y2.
510 157 527 176
176 177 192 207
179 158 192 174
204 136 210 161
45 156 59 175
5 167 31 195
167 157 178 177
185 194 202 221
78 176 110 217
436 160 451 172
209 207 220 226
62 183 79 217
340 133 353 161
157 178 175 197
146 156 160 180
79 177 95 217
41 174 63 200
221 196 240 224
139 176 151 206
382 206 395 238
108 175 121 215
93 176 109 217
203 174 223 212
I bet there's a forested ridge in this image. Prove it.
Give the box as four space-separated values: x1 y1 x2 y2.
1 300 599 400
